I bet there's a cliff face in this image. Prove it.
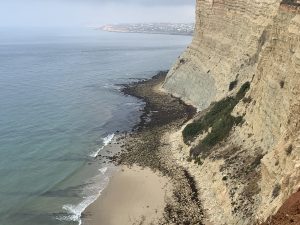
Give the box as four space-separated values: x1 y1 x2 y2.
164 0 280 109
163 0 300 224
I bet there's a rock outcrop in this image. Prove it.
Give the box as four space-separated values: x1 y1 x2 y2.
163 0 300 224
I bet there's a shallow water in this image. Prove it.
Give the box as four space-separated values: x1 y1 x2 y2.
0 28 191 225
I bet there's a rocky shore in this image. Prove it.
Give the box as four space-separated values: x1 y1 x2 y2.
112 71 204 224
90 0 300 223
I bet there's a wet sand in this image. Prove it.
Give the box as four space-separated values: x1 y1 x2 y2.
83 166 172 225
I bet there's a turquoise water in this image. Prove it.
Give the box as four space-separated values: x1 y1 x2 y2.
0 28 191 225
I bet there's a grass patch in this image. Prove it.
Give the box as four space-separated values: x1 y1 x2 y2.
183 82 250 157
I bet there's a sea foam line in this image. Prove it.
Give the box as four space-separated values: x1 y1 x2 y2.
58 175 110 225
99 167 108 175
89 133 115 158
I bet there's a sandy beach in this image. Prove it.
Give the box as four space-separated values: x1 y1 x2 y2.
83 166 172 225
82 72 203 225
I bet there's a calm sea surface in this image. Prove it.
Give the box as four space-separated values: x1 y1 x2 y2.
0 28 191 225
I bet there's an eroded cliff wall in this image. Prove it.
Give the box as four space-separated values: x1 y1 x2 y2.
163 0 280 109
163 0 300 224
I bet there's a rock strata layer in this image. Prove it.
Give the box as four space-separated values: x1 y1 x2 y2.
163 0 300 224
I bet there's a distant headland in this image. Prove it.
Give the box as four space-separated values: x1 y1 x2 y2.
99 23 194 36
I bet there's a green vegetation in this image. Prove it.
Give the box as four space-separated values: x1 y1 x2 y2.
286 144 293 155
183 82 251 157
281 0 300 7
242 97 252 104
187 156 193 162
194 157 203 165
229 80 238 91
179 58 186 64
272 183 281 198
280 80 285 89
236 82 251 101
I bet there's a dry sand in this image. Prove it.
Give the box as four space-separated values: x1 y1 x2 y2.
83 166 172 225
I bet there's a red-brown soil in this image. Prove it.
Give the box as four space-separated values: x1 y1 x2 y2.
260 191 300 225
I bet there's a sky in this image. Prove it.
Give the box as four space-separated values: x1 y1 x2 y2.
0 0 196 28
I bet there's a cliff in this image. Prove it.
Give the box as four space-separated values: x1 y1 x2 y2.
162 0 300 224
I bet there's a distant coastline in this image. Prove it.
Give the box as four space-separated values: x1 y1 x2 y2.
99 23 194 36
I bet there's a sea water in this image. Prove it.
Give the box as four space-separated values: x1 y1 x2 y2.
0 28 191 225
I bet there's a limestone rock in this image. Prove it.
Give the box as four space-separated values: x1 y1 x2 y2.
163 0 300 224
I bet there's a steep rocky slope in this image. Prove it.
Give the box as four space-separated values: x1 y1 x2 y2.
162 0 300 224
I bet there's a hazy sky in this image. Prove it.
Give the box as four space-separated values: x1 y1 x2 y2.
0 0 195 28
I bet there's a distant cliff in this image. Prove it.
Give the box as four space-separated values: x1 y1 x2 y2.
163 0 300 224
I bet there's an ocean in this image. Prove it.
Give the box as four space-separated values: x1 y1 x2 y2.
0 28 191 225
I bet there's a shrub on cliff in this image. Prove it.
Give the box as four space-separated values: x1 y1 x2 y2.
236 81 250 101
272 184 281 198
281 0 300 6
183 97 237 143
229 80 238 91
183 82 250 158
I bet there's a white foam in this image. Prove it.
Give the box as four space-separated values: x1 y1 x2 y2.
103 83 122 91
89 133 115 158
103 133 115 146
58 176 110 225
125 102 140 106
99 167 108 175
89 146 104 158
